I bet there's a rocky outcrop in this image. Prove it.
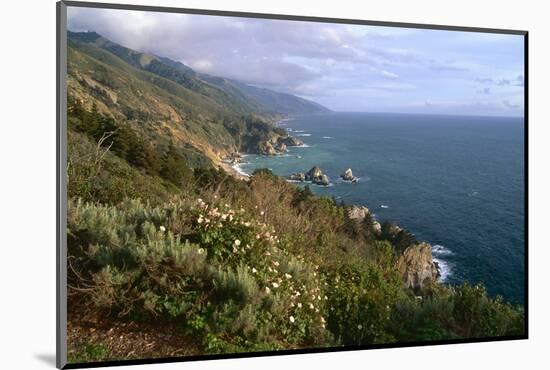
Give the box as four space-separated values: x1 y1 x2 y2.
288 166 330 185
258 141 278 156
340 168 358 183
279 136 303 147
305 166 330 186
289 172 306 181
346 205 381 234
317 174 330 186
397 242 440 290
347 205 370 220
257 134 303 155
277 143 288 153
305 166 323 181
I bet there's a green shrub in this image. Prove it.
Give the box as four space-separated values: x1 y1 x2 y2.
452 283 524 338
68 198 330 352
325 260 404 345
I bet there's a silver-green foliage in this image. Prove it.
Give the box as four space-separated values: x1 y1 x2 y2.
68 197 328 351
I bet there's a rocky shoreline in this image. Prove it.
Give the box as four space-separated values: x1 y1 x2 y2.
257 135 304 155
219 135 441 290
346 204 440 289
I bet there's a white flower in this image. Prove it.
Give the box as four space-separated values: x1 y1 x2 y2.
297 303 302 308
260 211 265 216
198 248 205 255
357 324 363 330
320 317 326 323
244 222 251 227
265 287 271 294
324 296 328 300
272 282 280 288
197 217 203 224
252 268 257 273
289 316 295 323
309 303 314 310
285 273 292 279
272 261 280 267
159 226 166 232
221 214 227 221
234 239 241 246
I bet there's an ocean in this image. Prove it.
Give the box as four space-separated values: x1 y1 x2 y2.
237 112 525 304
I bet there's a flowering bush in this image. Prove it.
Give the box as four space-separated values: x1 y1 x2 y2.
69 198 329 352
192 199 328 347
68 194 524 356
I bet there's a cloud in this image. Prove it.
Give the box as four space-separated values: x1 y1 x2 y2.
380 70 399 79
477 87 491 95
67 6 525 115
502 100 520 109
476 77 495 84
476 76 524 87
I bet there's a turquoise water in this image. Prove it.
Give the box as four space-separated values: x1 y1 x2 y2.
239 112 525 304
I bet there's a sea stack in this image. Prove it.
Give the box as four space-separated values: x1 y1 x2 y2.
305 166 330 186
340 168 358 183
289 172 306 181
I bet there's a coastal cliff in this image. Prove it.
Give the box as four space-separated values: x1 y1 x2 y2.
255 134 304 155
397 242 440 290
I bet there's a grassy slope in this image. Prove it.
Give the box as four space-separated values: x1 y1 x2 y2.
68 40 239 166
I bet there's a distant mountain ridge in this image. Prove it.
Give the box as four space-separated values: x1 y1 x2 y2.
67 31 329 116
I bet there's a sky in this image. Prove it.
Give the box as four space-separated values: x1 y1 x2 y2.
67 7 525 117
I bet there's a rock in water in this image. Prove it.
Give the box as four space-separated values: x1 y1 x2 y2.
277 142 288 153
305 166 323 181
304 166 330 185
280 136 304 147
315 174 330 186
341 168 354 181
397 242 439 290
289 172 306 181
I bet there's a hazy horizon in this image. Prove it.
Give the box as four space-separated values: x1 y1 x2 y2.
68 7 525 117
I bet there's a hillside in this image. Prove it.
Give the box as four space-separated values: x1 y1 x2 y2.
67 31 327 167
65 31 524 365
